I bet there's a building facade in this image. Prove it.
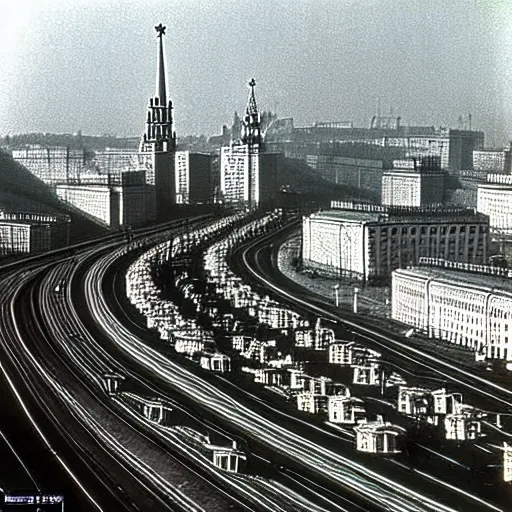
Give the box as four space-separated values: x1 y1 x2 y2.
219 79 281 209
306 155 384 199
0 211 70 255
175 151 212 204
473 148 511 173
303 203 490 281
381 157 445 207
56 171 149 228
392 259 512 361
477 176 512 236
92 148 139 176
12 145 87 184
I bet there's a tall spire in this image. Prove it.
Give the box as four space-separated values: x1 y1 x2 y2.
241 78 261 145
155 23 167 106
246 78 258 116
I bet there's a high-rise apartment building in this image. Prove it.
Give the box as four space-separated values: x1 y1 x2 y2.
138 24 176 221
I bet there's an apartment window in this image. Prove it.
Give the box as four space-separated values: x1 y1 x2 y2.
450 226 457 234
411 227 417 235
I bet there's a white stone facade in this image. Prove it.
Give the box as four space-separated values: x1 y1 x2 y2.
477 183 512 235
303 208 489 281
392 266 512 360
220 143 259 207
381 171 444 207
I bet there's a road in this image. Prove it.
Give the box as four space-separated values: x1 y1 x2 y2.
234 225 512 414
0 215 234 511
75 216 509 512
229 223 512 510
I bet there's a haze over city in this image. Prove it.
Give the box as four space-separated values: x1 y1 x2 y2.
1 0 511 144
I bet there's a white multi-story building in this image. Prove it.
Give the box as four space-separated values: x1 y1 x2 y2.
382 158 445 207
473 148 511 173
477 176 512 236
56 171 149 228
303 203 490 281
392 260 512 361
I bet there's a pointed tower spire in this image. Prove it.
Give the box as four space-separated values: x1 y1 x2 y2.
241 78 261 145
155 23 167 106
139 23 176 221
246 78 258 116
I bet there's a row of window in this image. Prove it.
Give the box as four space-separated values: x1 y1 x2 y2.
374 225 486 237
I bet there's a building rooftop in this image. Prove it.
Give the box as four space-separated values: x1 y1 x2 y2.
310 207 488 225
383 170 445 177
309 210 382 224
395 266 512 297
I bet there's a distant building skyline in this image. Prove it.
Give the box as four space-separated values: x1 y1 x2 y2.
1 1 511 145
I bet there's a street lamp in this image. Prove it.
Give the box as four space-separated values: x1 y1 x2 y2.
333 284 340 307
353 286 360 314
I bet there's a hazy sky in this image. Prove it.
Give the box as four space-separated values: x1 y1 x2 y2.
1 0 511 145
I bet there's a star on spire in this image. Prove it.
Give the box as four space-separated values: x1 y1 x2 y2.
155 24 166 37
